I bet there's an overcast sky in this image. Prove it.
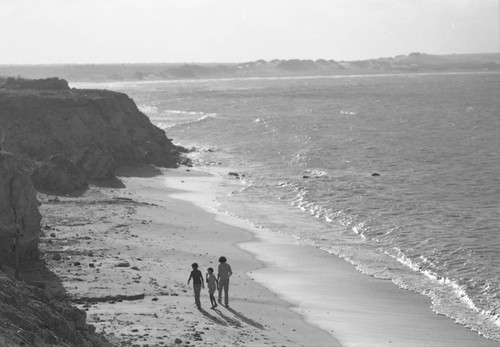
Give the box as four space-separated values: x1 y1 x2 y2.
0 0 498 64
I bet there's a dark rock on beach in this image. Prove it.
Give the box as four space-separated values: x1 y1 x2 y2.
228 171 245 179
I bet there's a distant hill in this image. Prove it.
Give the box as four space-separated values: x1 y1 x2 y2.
0 53 498 83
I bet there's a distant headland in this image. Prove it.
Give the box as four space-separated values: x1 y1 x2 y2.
0 52 498 83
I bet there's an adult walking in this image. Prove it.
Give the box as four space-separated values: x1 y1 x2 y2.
217 256 232 306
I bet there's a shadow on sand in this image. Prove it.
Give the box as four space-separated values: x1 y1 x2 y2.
89 161 175 189
225 306 265 330
115 164 164 178
197 307 228 326
212 308 242 327
89 176 126 189
91 164 165 189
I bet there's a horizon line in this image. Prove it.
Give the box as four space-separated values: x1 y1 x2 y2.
0 52 498 67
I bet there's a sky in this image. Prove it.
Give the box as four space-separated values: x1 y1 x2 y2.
0 0 498 64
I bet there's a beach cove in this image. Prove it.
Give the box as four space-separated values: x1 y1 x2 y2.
97 71 500 343
36 165 499 347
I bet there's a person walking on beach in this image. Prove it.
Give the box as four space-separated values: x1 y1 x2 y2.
187 263 204 309
206 267 218 308
217 256 232 306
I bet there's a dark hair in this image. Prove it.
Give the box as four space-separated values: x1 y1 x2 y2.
191 263 198 269
207 267 214 272
219 256 227 263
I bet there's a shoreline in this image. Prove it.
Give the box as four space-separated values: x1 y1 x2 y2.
69 70 500 90
34 164 500 346
164 166 500 347
36 165 337 347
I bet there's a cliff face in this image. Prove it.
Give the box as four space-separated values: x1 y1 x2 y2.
0 271 110 346
0 78 183 259
0 86 181 183
0 79 181 346
0 153 41 266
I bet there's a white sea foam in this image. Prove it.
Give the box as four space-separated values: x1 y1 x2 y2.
138 104 159 114
340 110 358 115
150 110 216 130
102 72 500 342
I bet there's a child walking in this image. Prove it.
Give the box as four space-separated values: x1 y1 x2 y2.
187 263 204 309
206 267 218 308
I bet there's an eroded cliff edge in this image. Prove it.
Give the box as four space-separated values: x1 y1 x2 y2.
0 78 184 346
1 77 182 183
0 152 41 266
0 77 184 259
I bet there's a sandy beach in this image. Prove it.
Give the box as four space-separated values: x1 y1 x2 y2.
32 165 499 347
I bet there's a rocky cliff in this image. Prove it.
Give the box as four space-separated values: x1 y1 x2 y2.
0 77 184 259
0 82 182 187
0 152 41 267
0 270 110 346
0 79 184 346
0 152 110 345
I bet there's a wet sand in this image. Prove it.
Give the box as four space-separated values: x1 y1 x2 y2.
37 165 337 347
36 165 499 347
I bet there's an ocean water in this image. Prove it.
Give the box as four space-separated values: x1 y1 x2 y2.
73 72 500 341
